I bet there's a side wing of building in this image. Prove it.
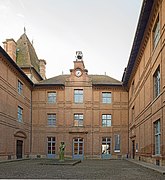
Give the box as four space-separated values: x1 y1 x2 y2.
123 0 165 166
0 46 33 160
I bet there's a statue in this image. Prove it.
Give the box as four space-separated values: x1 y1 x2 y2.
59 142 65 161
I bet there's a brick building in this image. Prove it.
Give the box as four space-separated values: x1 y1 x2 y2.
0 0 165 166
122 0 165 166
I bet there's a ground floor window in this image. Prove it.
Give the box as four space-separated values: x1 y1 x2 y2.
114 134 120 152
154 120 161 155
47 137 56 158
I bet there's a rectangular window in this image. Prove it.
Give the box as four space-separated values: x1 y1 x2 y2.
48 92 56 103
154 120 161 155
153 16 160 49
18 106 23 122
18 80 23 94
74 89 83 103
131 80 134 95
102 92 112 104
74 114 83 126
48 114 56 126
114 134 120 152
47 137 56 155
102 114 112 127
136 143 138 152
153 67 160 98
132 106 135 122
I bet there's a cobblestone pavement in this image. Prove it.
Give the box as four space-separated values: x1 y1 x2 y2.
0 159 165 179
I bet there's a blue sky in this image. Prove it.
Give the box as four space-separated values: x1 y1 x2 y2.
0 0 143 80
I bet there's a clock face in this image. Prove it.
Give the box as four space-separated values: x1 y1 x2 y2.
75 69 82 77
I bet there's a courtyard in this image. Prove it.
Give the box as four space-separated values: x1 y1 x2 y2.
0 159 164 179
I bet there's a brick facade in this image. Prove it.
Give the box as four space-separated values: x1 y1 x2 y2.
0 0 165 166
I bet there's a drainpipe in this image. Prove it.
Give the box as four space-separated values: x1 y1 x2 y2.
127 87 129 159
30 66 33 158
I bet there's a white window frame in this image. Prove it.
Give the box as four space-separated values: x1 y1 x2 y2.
74 114 83 127
48 92 56 103
102 114 112 127
154 120 161 155
18 80 23 94
74 89 83 103
102 92 112 104
153 67 160 98
48 114 56 126
18 106 23 122
114 134 120 152
47 137 56 155
153 16 160 49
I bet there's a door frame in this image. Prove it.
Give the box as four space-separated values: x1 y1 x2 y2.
101 137 112 159
47 137 56 158
16 140 23 159
72 137 84 160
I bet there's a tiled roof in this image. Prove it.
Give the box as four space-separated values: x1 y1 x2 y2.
90 75 122 85
36 74 122 86
16 33 40 73
0 46 33 86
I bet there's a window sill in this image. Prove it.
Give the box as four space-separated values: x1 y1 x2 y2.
114 150 120 153
152 154 162 157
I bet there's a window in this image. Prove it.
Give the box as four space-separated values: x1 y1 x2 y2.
18 106 23 122
74 114 83 126
154 120 161 155
153 67 160 98
132 106 135 122
131 80 134 95
48 92 56 103
48 114 56 126
18 80 23 94
114 134 120 152
153 16 160 49
102 92 112 104
47 137 55 155
136 143 138 153
74 89 83 103
102 114 112 127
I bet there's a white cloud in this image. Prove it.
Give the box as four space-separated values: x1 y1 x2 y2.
16 13 24 18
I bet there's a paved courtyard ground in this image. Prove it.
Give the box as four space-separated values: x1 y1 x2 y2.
0 159 164 179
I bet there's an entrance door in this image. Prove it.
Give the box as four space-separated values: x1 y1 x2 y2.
47 137 56 158
73 138 84 160
16 140 23 159
102 137 111 159
132 140 135 159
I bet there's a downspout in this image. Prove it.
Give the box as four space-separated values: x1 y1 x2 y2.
30 66 33 157
30 84 34 158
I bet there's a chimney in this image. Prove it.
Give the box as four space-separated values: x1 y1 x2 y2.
39 59 46 80
3 39 17 62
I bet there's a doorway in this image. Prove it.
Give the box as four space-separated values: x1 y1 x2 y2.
73 138 84 160
102 137 111 159
132 140 135 159
16 140 23 159
47 137 56 158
